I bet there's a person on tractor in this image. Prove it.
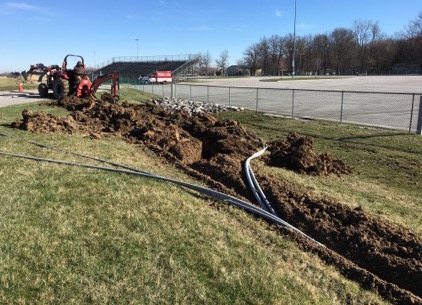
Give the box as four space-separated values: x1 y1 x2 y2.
66 60 86 96
74 61 86 81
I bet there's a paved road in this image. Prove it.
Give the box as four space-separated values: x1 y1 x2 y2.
0 90 46 108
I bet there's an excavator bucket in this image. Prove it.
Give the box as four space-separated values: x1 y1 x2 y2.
89 71 120 102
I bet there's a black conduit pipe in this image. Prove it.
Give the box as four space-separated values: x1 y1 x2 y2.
0 150 323 246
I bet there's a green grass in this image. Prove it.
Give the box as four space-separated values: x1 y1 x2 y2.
219 111 422 234
0 87 390 304
0 135 386 304
117 87 159 104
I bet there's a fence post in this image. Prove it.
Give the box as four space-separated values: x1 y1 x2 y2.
255 88 259 113
171 84 175 99
292 89 295 118
228 87 231 106
340 91 344 123
417 96 422 135
409 94 415 133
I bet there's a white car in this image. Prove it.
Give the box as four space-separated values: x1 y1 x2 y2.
138 76 150 83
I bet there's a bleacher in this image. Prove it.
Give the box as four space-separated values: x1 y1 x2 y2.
95 55 200 79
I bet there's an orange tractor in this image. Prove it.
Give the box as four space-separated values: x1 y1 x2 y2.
22 54 119 101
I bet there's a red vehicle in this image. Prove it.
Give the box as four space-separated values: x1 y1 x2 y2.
22 54 119 102
148 70 172 84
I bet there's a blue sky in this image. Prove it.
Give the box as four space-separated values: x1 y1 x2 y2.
0 0 420 73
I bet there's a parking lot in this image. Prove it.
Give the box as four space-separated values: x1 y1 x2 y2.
133 75 422 132
190 75 422 93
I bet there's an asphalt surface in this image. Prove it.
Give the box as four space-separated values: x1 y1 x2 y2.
0 89 47 108
190 75 422 93
131 76 422 132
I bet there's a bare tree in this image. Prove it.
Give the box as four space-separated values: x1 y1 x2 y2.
294 36 308 75
199 51 213 76
258 37 271 75
300 35 315 75
353 20 372 47
370 38 397 73
403 10 422 39
215 49 230 76
243 43 261 76
370 22 383 42
239 11 422 76
353 19 382 73
311 34 330 74
330 27 357 74
268 35 284 75
283 33 295 74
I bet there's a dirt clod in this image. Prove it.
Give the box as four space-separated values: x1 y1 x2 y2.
12 109 79 134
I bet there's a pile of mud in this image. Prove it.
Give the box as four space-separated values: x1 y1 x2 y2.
11 96 422 304
11 109 80 134
267 132 352 176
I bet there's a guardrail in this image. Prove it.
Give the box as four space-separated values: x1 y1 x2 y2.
126 82 422 134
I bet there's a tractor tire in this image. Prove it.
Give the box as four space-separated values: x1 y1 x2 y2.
38 83 49 97
52 78 69 99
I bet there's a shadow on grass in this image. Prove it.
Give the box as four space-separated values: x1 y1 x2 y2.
0 123 14 129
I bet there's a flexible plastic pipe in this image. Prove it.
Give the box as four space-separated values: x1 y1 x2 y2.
244 147 278 216
0 150 322 246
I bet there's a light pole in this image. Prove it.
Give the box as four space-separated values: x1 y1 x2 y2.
92 51 96 79
292 0 297 78
135 38 139 60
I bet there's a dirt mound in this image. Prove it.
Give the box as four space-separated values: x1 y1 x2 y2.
267 132 352 175
50 96 93 111
11 109 80 134
11 97 422 304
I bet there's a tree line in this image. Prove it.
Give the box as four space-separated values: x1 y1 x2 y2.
198 11 422 76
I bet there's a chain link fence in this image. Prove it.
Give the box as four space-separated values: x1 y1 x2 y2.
126 81 422 134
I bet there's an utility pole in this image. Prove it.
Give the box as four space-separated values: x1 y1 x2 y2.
292 0 297 78
135 38 139 60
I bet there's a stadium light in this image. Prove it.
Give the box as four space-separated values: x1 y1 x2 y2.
135 38 139 60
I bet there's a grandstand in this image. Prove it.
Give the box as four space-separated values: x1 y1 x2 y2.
95 54 199 80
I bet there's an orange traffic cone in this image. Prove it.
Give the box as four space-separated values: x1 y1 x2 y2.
18 83 23 92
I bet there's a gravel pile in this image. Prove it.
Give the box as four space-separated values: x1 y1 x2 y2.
152 97 244 115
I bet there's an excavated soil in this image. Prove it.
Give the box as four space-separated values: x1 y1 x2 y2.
12 97 422 305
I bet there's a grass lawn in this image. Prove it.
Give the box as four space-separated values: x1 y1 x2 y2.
1 79 416 303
